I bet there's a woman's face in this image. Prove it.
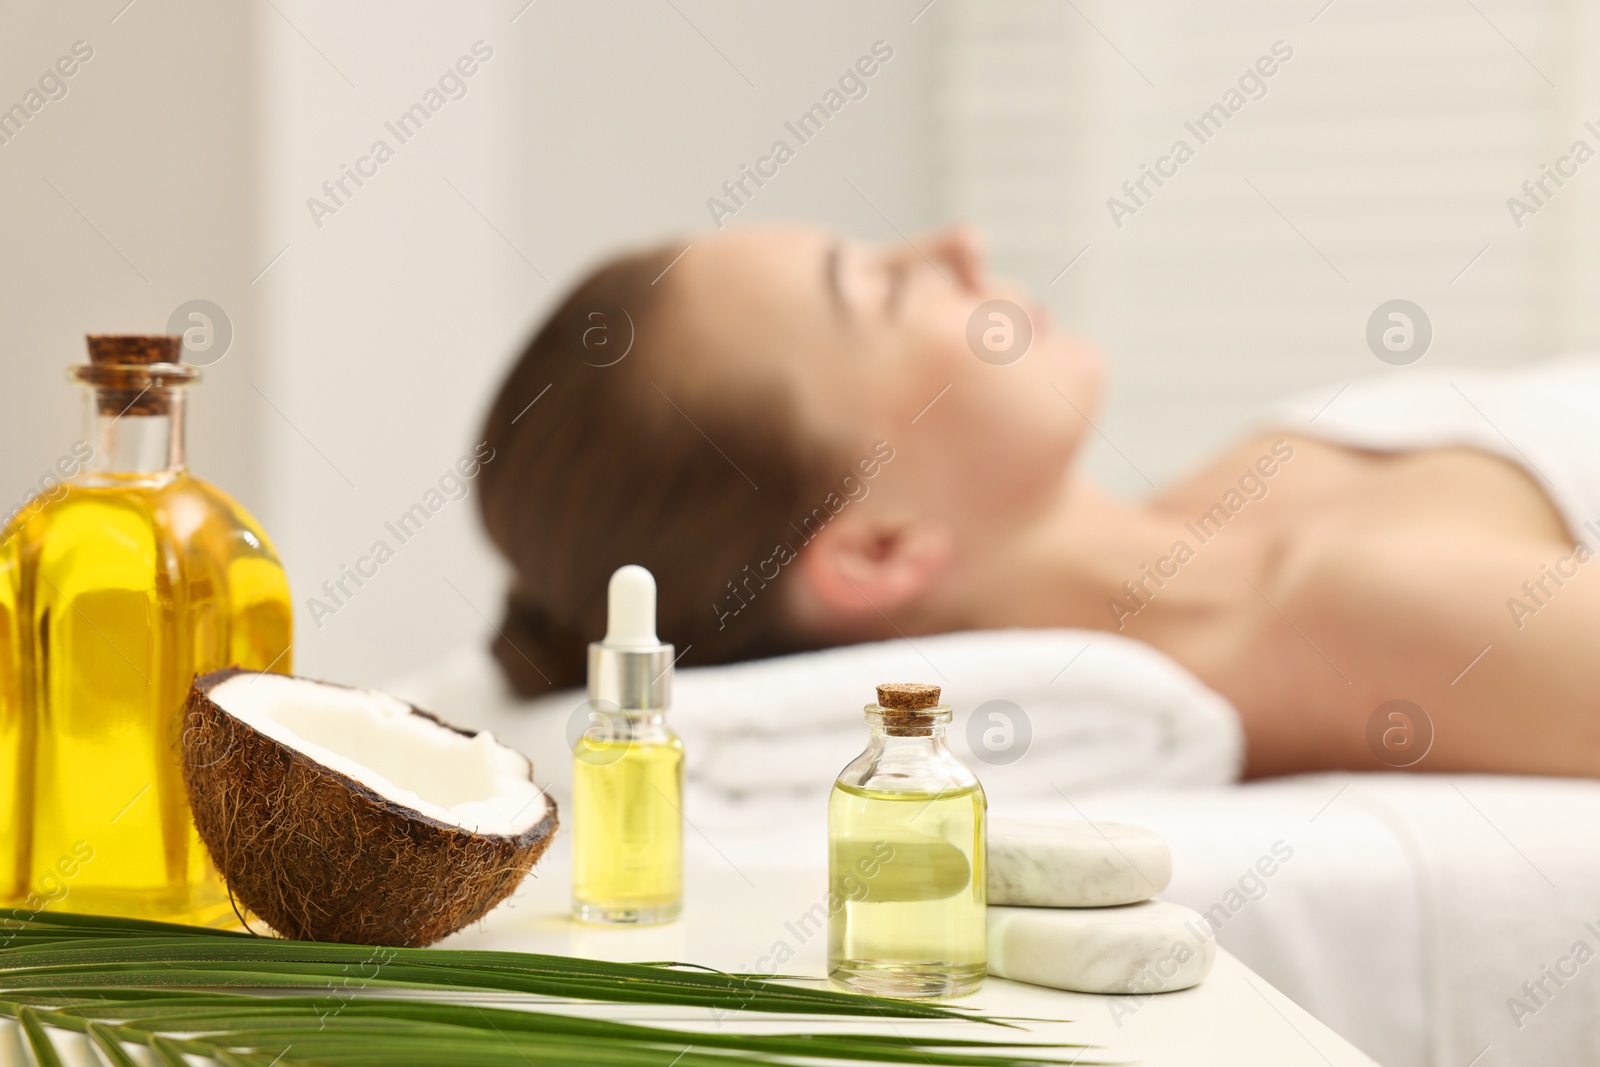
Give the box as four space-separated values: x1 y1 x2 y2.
665 224 1104 523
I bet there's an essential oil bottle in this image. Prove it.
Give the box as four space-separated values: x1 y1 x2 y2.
828 683 987 999
572 565 683 924
0 335 292 925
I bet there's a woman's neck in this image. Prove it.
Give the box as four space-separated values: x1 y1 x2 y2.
912 471 1249 651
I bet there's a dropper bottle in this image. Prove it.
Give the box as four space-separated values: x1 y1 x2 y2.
572 565 684 924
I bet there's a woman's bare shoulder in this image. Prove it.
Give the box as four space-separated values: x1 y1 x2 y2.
1151 433 1375 520
1231 524 1600 776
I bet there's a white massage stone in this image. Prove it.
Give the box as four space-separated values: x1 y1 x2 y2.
987 818 1171 907
988 900 1215 995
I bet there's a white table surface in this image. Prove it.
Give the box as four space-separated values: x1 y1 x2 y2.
443 856 1384 1067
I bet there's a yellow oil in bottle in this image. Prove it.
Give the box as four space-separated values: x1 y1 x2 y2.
828 781 987 998
0 475 291 925
573 566 683 925
571 732 684 924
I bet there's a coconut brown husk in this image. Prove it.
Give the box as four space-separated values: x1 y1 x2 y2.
182 668 558 946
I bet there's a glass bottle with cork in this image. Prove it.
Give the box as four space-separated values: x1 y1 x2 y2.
828 682 987 999
0 335 293 925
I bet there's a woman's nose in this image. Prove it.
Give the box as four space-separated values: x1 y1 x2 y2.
919 225 988 291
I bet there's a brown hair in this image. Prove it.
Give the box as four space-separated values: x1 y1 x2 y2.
478 243 835 696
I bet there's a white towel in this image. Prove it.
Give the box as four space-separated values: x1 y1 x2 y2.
1265 353 1600 540
1015 774 1600 1067
387 629 1243 831
669 629 1240 810
1349 775 1600 1067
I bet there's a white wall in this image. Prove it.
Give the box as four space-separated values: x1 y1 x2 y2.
934 0 1600 494
0 1 264 527
255 1 939 685
1 1 937 687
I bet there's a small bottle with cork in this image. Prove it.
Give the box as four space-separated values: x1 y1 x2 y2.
828 682 987 999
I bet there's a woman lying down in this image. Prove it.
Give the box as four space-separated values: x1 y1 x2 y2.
475 224 1600 780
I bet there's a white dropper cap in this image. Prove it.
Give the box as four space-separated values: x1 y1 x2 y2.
602 564 660 648
588 564 674 709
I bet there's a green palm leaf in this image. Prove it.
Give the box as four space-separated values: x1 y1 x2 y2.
0 910 1113 1067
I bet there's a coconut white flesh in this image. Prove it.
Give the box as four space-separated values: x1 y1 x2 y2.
209 673 547 837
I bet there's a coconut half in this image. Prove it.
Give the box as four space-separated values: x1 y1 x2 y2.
182 668 557 946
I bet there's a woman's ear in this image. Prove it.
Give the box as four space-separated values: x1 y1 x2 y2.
794 512 954 624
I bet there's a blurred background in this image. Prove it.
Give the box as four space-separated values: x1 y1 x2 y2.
3 0 1598 686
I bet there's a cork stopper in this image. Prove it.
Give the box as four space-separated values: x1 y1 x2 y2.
87 335 183 365
74 334 195 415
876 683 940 710
872 682 945 736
